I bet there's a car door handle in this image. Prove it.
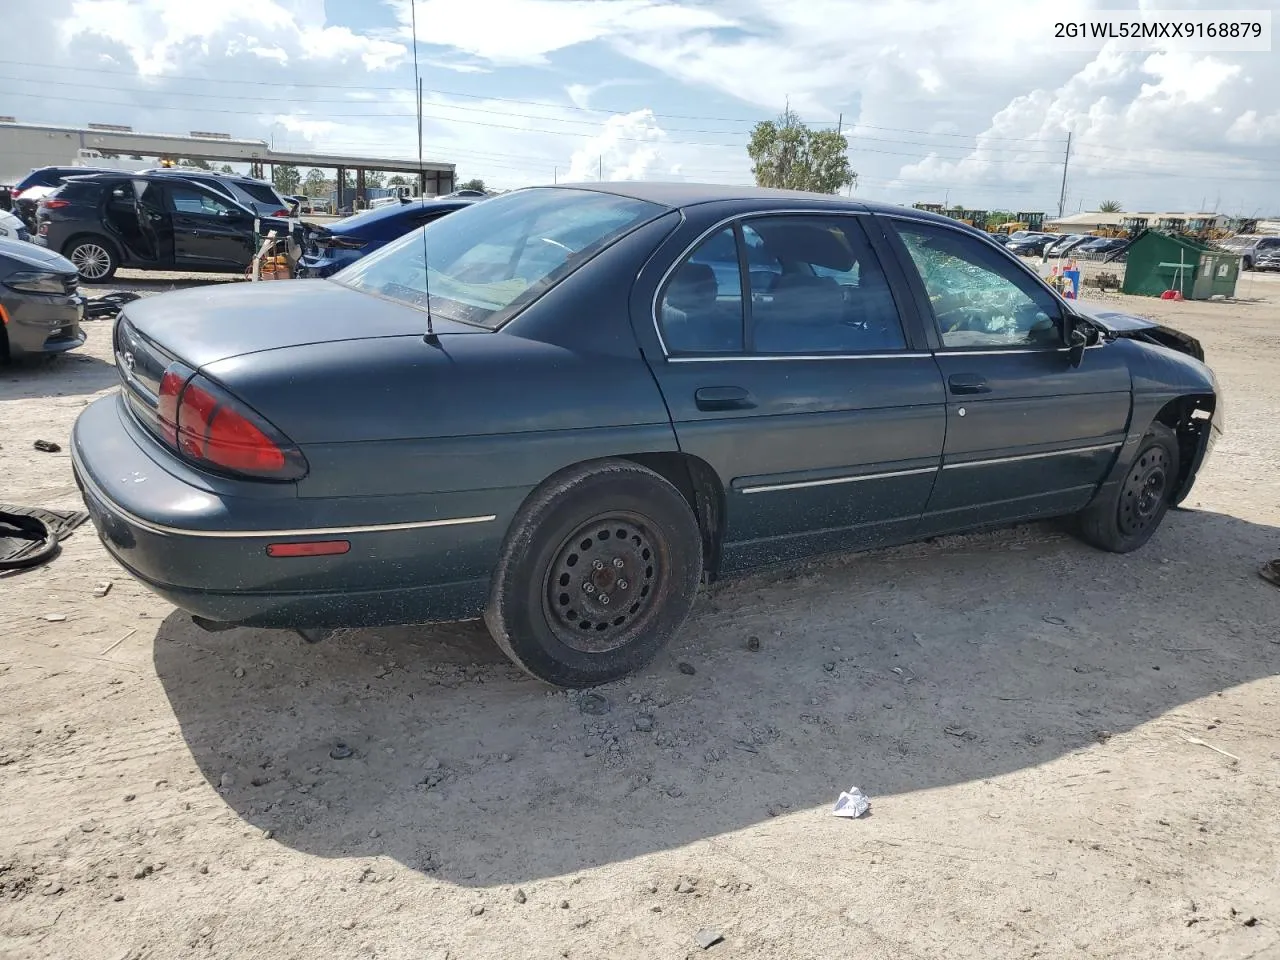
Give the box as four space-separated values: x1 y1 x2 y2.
948 374 990 395
695 386 755 411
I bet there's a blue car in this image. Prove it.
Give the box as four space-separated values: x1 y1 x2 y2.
297 197 479 277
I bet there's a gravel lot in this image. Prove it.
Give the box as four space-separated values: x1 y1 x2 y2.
1 273 1278 960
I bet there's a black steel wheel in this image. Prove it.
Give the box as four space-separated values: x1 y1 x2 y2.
1117 444 1170 537
1074 422 1179 553
543 512 664 653
485 460 703 687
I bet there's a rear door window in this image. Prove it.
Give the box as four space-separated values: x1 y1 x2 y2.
742 215 907 354
167 185 237 217
659 227 745 354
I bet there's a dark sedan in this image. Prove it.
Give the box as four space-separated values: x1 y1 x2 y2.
0 238 85 361
1077 237 1130 256
296 196 478 278
70 184 1222 687
1005 233 1059 256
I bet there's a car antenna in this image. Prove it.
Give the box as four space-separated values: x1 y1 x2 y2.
410 0 440 347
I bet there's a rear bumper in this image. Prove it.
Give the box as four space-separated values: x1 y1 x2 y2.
296 253 356 278
71 393 503 627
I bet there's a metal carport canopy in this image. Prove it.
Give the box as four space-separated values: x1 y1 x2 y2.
0 121 454 174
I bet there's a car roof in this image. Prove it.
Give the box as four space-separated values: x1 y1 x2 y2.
546 182 980 231
328 197 478 232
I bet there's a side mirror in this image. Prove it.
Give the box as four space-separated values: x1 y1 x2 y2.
1067 319 1097 368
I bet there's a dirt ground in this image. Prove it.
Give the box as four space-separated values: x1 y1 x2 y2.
2 270 1279 960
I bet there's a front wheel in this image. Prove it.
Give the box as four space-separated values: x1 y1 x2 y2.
1074 422 1179 553
66 238 118 283
484 460 703 688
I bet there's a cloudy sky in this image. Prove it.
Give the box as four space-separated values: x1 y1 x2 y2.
3 0 1278 216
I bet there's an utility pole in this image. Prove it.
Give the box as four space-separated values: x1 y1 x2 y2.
553 166 557 184
837 112 842 133
598 156 602 181
1057 131 1072 218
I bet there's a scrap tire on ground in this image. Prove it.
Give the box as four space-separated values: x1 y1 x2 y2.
484 459 703 688
1074 422 1180 554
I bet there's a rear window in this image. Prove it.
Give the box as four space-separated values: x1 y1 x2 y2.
16 169 68 190
57 180 107 200
238 181 286 207
333 188 662 329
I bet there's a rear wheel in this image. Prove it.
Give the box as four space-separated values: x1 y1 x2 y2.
1074 422 1179 553
484 460 702 688
66 237 118 283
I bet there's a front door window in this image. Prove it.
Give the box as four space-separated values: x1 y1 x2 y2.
894 221 1063 349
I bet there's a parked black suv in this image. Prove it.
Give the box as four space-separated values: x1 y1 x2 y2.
138 169 294 218
10 165 123 230
35 174 292 281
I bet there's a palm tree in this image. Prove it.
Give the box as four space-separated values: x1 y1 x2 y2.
1098 200 1123 213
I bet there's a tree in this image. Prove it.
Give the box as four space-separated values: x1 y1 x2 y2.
364 170 385 189
272 163 301 194
341 170 356 192
177 157 212 170
218 164 234 174
1098 200 1123 213
747 110 855 194
457 178 487 193
303 168 328 197
387 175 409 187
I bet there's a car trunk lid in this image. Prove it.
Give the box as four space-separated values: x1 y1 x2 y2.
117 278 485 370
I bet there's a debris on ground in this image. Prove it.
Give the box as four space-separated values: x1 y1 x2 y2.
1259 559 1280 588
0 505 87 571
41 613 67 622
833 787 871 818
746 636 761 652
634 715 655 733
578 692 610 715
678 662 696 675
696 928 724 949
33 440 61 453
93 581 112 598
329 742 354 760
1183 736 1240 764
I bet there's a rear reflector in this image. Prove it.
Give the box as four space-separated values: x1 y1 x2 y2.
266 540 350 558
40 199 70 209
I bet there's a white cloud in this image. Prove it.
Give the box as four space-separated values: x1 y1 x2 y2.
5 0 1276 210
387 0 731 66
567 109 666 181
59 0 406 74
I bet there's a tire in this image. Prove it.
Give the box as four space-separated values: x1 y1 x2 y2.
1075 422 1179 553
65 237 118 283
484 460 703 688
1242 257 1254 272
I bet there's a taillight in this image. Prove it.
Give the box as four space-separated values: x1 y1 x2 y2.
270 208 289 217
40 199 70 209
329 236 368 250
156 366 306 480
10 188 21 199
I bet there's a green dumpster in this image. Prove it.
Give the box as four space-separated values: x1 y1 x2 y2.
1191 251 1240 299
1121 231 1241 299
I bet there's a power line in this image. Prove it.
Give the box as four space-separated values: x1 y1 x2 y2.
0 58 1068 143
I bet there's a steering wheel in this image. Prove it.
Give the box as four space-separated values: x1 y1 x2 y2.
936 304 987 333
